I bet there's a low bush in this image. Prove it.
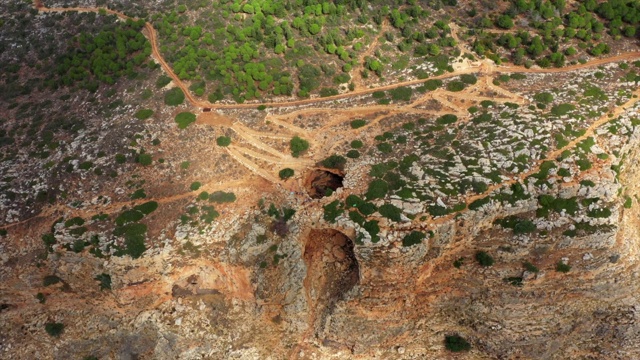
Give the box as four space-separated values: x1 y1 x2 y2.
279 168 294 179
290 136 309 157
175 112 196 129
216 136 231 146
365 179 389 200
164 87 185 106
556 261 571 273
322 154 346 170
350 119 367 129
475 251 494 266
402 231 425 247
134 109 153 120
444 334 471 352
45 322 64 337
446 81 465 92
208 191 236 203
43 275 61 286
523 261 539 273
133 201 158 215
95 273 112 290
137 153 152 166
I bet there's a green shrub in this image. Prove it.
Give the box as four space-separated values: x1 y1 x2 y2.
624 196 632 208
43 275 61 286
190 182 201 191
133 201 158 215
345 195 365 208
551 103 575 116
444 334 471 352
556 261 571 273
366 179 389 200
137 153 152 166
115 209 144 226
208 191 236 203
372 91 386 98
350 119 367 129
323 200 343 223
446 81 465 92
113 223 147 259
319 87 339 97
351 140 364 149
376 143 393 153
175 112 196 129
359 202 378 215
469 196 490 210
494 216 536 234
279 168 294 179
156 75 171 88
78 161 93 170
42 233 56 248
322 155 346 170
36 292 46 303
504 276 523 286
475 251 494 266
402 231 425 247
0 229 6 237
130 189 146 200
95 273 112 290
64 217 85 228
216 136 231 146
523 261 539 273
460 74 477 84
115 153 126 164
424 79 443 90
587 208 611 218
378 203 402 222
533 92 554 104
436 114 457 125
164 87 185 106
388 86 413 101
290 136 309 157
580 179 595 187
346 150 360 158
45 322 64 337
134 109 154 120
363 220 380 242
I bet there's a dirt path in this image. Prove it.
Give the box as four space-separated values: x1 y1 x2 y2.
350 21 390 91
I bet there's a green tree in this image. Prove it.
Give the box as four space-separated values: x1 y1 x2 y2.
495 15 514 29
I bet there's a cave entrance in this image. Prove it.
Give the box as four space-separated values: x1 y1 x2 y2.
303 229 359 321
304 169 344 199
